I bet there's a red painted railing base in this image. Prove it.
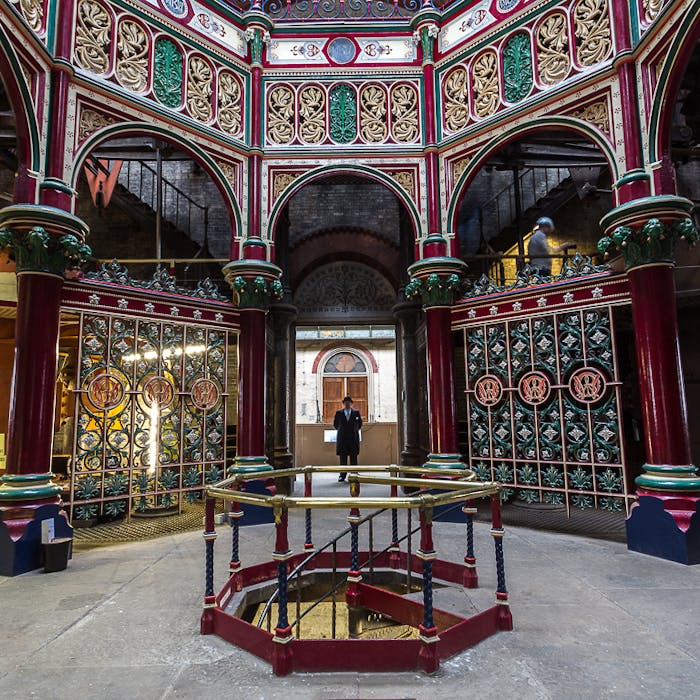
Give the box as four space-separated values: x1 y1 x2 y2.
463 557 478 588
201 552 512 675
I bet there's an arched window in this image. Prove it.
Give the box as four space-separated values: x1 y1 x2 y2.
322 351 368 422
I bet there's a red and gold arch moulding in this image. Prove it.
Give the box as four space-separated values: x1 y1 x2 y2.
441 82 622 231
69 101 247 238
0 5 57 201
262 159 427 244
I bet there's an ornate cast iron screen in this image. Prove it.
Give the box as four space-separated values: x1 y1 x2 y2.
452 271 632 513
60 273 238 522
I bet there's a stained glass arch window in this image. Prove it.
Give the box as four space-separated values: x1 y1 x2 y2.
324 351 367 374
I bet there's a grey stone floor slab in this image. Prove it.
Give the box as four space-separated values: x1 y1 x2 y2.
1 476 699 699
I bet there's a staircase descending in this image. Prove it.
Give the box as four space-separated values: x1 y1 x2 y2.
86 156 223 287
480 166 576 246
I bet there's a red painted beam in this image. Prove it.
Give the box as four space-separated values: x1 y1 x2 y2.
437 606 502 660
212 608 273 661
291 638 422 673
358 582 464 630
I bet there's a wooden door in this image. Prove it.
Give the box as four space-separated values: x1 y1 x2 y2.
323 377 344 423
346 376 368 423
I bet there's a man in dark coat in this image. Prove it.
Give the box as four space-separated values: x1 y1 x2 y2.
333 396 362 482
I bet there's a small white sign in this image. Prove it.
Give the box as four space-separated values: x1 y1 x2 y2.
41 519 55 544
324 430 362 443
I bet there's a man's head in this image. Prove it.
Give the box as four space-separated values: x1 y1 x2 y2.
343 396 353 409
536 216 554 235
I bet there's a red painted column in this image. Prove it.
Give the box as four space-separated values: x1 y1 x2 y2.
425 305 459 457
599 196 700 564
40 0 76 212
628 264 692 468
609 0 651 204
414 16 450 254
407 235 467 470
0 205 90 575
6 273 63 481
236 307 267 461
224 243 282 473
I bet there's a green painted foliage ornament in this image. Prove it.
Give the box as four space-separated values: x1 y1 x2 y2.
597 216 700 269
233 275 284 309
503 33 533 103
329 84 357 144
154 38 183 108
406 272 463 306
0 226 92 275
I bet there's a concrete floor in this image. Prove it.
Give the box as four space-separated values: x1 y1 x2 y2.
1 475 699 700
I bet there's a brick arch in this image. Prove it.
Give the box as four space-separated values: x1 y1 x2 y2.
71 122 241 239
311 343 379 374
290 227 401 290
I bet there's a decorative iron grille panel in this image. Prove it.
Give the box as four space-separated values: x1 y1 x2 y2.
69 311 229 520
465 305 629 513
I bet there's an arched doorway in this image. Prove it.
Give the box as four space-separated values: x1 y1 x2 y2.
73 133 235 288
270 172 428 469
452 128 614 283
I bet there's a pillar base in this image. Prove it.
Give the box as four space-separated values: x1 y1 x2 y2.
635 463 700 492
271 628 293 676
200 596 217 634
230 455 274 475
0 503 73 576
423 453 464 470
626 494 700 565
417 625 440 674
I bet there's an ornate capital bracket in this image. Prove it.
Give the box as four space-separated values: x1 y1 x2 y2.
244 25 271 65
406 256 467 307
598 196 699 270
412 22 440 63
224 259 283 310
0 205 91 277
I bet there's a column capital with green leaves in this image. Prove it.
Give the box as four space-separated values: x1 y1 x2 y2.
598 196 698 270
224 254 283 310
407 237 467 307
0 204 91 277
411 20 440 64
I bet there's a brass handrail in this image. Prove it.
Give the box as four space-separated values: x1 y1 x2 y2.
206 485 500 510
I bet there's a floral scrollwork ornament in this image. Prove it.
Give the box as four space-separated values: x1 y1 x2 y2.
360 84 388 143
267 85 295 144
390 84 419 143
472 51 499 119
116 19 149 92
443 67 469 132
218 72 242 135
536 12 570 85
573 0 612 67
20 0 43 32
75 0 112 74
299 85 326 144
187 56 213 122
